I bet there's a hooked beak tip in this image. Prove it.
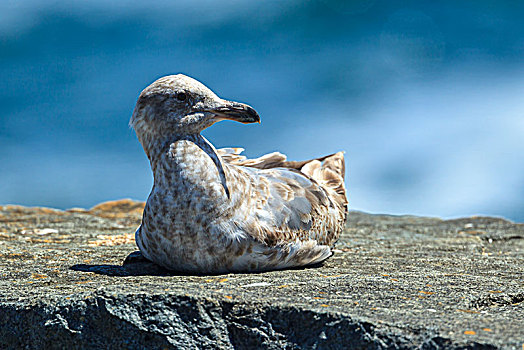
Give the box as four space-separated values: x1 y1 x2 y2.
208 101 260 124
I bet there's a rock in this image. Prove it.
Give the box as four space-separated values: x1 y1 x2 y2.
0 199 522 349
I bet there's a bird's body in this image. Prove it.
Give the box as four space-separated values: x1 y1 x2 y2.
131 74 348 273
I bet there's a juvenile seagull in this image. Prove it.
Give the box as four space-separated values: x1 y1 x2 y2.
130 74 348 273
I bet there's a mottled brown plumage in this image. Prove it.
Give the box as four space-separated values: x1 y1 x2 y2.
130 74 348 273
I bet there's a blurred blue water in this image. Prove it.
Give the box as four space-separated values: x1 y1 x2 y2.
1 0 523 221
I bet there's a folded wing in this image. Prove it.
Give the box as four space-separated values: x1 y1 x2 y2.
219 147 348 247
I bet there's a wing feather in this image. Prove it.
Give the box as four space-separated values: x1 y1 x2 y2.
220 148 348 253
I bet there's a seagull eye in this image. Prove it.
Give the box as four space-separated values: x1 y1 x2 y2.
176 92 187 102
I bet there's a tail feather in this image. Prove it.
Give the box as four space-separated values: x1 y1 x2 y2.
302 152 348 208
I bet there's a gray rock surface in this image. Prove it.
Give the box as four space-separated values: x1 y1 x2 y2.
0 199 522 349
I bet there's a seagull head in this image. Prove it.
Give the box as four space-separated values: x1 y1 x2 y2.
130 74 260 140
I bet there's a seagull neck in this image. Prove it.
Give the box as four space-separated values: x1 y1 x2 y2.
146 132 231 200
147 132 218 172
145 133 197 159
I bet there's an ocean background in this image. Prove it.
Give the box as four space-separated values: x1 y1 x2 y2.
1 0 523 221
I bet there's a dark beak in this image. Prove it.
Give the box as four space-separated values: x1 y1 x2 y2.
208 101 260 124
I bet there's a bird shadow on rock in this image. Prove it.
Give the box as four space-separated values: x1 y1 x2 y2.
70 251 185 277
70 250 327 277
